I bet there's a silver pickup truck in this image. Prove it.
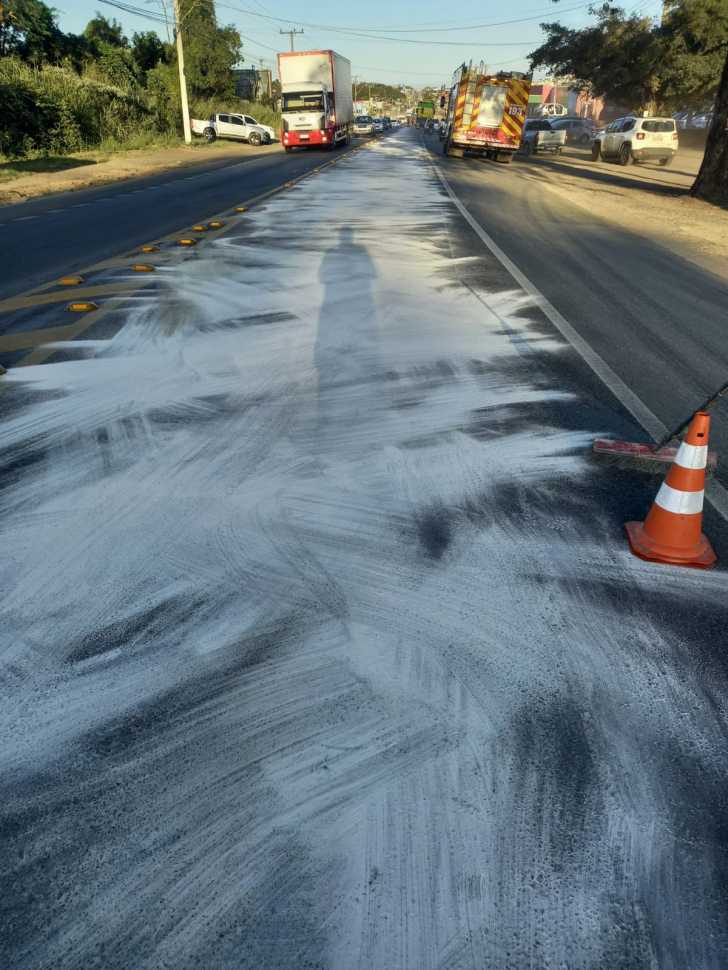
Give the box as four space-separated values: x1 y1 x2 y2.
519 120 566 156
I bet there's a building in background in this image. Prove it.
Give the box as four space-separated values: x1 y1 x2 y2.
231 68 272 102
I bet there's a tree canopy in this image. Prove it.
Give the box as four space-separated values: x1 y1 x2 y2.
529 1 728 112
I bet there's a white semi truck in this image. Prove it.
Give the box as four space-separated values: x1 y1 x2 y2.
278 50 353 152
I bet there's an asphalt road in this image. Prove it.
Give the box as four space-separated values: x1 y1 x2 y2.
2 128 728 970
421 130 728 493
0 139 354 303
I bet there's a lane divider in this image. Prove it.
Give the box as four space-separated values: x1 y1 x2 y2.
132 265 155 272
67 301 98 312
0 146 370 376
59 276 84 286
191 225 208 232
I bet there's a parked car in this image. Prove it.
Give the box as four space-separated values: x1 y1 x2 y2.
549 117 594 145
190 113 273 145
353 115 375 137
373 118 384 133
519 120 566 156
592 116 678 166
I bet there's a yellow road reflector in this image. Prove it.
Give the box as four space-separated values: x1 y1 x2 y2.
313 169 319 172
132 264 155 272
140 245 159 252
178 238 197 246
236 206 248 211
209 221 224 228
59 276 84 286
67 301 99 312
192 225 208 232
285 182 296 187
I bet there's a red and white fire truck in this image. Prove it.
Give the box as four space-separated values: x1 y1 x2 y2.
441 64 532 163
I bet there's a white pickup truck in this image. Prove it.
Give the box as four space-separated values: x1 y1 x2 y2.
190 113 276 146
518 119 566 156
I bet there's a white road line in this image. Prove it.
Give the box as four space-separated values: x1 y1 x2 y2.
433 161 728 523
47 209 65 213
72 203 91 207
13 216 38 221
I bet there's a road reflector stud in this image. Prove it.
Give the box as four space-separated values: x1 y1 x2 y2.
313 169 319 172
192 225 208 231
178 238 197 245
209 221 224 228
140 246 159 252
236 206 248 211
67 301 99 312
132 264 155 272
59 277 84 286
626 411 717 568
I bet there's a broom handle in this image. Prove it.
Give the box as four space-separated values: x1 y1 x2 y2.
653 379 728 452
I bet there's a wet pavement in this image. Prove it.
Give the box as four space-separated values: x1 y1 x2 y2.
2 135 728 970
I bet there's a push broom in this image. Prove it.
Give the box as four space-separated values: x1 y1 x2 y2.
593 378 727 469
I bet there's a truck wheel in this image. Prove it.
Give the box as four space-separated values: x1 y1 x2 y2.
619 144 632 166
204 128 216 142
591 142 601 161
495 152 512 164
345 130 351 146
248 131 262 147
522 140 532 156
284 146 293 153
442 136 450 156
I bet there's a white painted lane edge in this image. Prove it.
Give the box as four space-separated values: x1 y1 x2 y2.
432 161 728 523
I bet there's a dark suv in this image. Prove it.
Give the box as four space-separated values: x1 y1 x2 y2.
549 117 595 145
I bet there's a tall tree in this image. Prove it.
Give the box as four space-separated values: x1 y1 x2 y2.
131 30 167 74
83 13 127 49
0 0 63 63
690 51 728 203
178 0 241 101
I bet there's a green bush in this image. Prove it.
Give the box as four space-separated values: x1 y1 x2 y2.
0 57 282 159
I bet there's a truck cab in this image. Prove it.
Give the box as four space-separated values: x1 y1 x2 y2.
278 50 353 152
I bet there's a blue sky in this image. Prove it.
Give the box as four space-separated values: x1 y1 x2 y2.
57 0 665 87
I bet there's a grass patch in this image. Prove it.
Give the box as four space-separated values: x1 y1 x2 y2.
0 155 99 182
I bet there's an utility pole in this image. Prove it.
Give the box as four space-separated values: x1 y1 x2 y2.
280 28 303 52
173 0 192 144
352 74 360 106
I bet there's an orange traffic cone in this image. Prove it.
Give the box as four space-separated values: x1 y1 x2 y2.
626 411 716 568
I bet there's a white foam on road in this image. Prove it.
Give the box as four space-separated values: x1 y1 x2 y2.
1 138 727 970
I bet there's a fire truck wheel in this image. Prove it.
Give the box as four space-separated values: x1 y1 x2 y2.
495 152 512 164
442 137 450 156
284 146 293 153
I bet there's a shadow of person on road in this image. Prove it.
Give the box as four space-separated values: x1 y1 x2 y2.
313 227 384 454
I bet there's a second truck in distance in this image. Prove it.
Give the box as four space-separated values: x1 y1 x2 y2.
278 50 353 152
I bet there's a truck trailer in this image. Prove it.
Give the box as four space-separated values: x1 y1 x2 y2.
278 50 353 152
442 65 532 163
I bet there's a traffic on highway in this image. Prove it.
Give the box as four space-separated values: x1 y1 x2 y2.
2 19 728 970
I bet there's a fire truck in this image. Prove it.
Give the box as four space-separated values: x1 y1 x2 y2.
441 64 532 163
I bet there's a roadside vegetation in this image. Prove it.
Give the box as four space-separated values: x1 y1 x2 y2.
0 0 281 163
529 0 728 203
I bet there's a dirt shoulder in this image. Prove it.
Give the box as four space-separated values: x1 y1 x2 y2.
513 146 728 279
0 141 279 207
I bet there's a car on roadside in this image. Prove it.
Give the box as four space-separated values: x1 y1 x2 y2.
519 119 566 156
549 117 595 146
353 115 375 137
373 118 384 133
592 116 678 166
190 113 273 146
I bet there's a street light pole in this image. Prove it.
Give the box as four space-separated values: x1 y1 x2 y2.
173 0 192 144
